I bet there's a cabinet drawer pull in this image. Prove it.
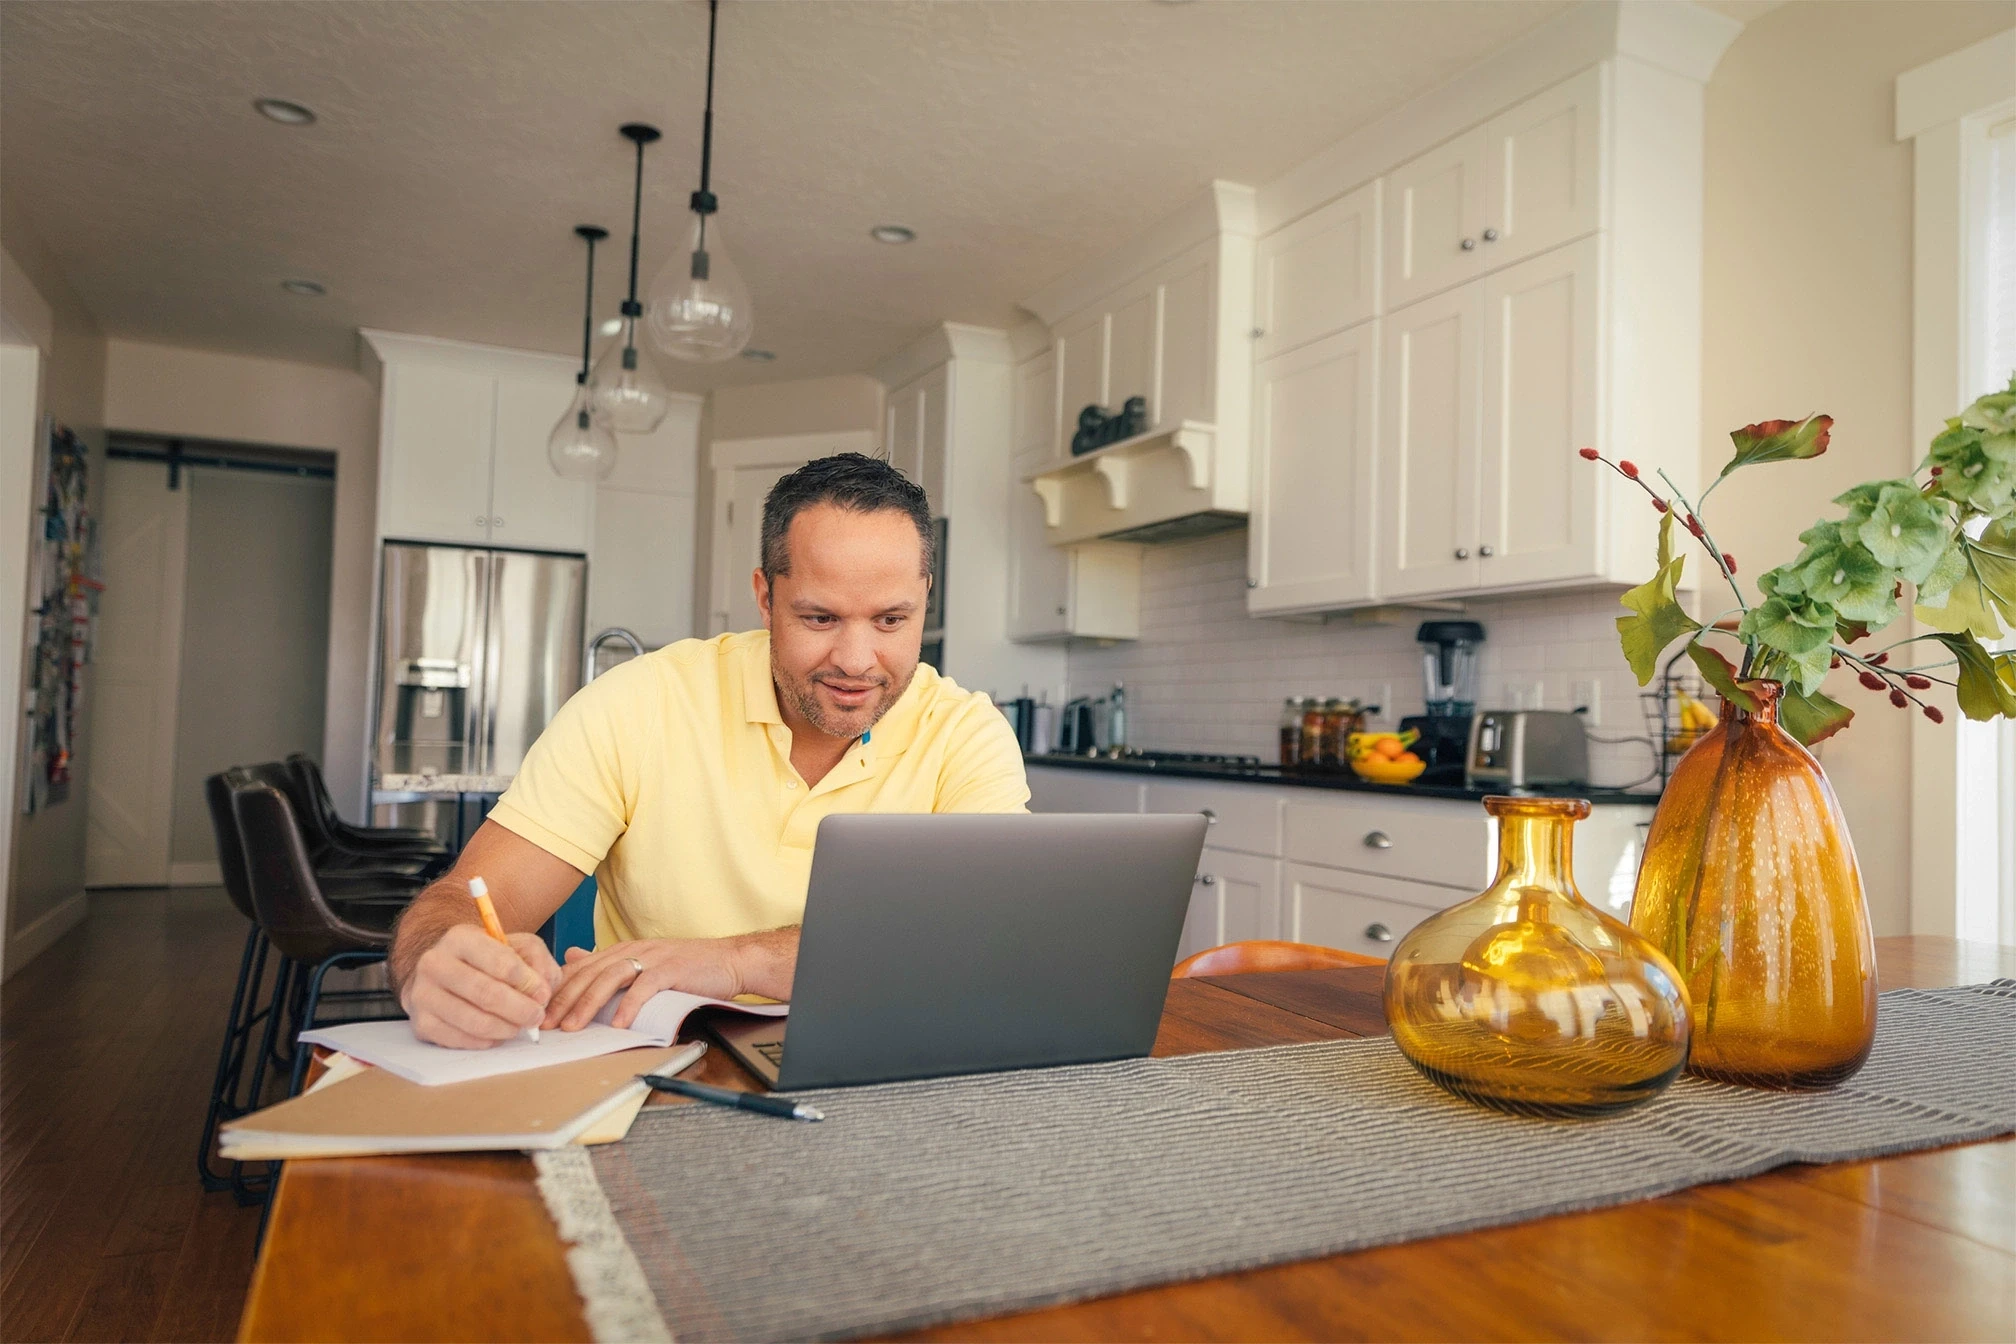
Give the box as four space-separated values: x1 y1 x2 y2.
475 514 487 527
1365 922 1394 943
1479 544 1495 557
1460 237 1477 251
491 516 505 527
1199 808 1218 825
1195 873 1217 886
1482 227 1500 242
1454 547 1469 560
1363 830 1393 850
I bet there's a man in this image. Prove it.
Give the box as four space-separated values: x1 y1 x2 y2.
389 454 1028 1048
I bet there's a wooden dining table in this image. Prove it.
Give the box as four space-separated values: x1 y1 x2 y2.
240 935 2016 1342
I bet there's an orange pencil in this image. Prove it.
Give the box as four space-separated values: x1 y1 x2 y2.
468 876 539 1043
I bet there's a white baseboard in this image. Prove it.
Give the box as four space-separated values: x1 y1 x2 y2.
168 860 223 888
2 889 87 982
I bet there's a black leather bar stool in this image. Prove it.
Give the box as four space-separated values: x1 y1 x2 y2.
198 771 424 1200
243 761 442 880
285 753 449 862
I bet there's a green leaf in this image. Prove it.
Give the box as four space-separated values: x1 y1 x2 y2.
1855 482 1947 584
1616 555 1700 685
1917 537 1969 605
1719 414 1833 478
1957 378 2016 436
1655 506 1678 571
1934 632 2016 721
1685 641 1758 713
1793 529 1896 625
1779 686 1855 746
1916 567 2007 640
1738 593 1836 656
1925 421 2016 515
1967 517 2016 625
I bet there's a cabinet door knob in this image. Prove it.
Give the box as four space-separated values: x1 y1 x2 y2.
1365 922 1394 942
491 516 505 528
1245 578 1258 589
1199 808 1218 825
1195 873 1217 887
1250 327 1266 339
1055 605 1067 616
1364 830 1393 849
475 515 487 527
1454 547 1470 560
1479 544 1495 557
1460 237 1477 251
1482 227 1500 242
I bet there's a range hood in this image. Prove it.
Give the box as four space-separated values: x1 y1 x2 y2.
1020 183 1255 546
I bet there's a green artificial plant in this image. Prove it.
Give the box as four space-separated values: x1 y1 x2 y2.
1584 374 2016 746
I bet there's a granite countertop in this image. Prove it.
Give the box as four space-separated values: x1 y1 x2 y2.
375 772 515 796
1024 753 1661 806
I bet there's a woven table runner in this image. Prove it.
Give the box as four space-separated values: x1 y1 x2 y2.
534 981 2016 1343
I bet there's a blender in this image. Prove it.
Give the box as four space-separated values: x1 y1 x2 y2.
1400 620 1485 783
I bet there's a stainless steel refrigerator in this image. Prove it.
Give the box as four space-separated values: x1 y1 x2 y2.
370 543 585 830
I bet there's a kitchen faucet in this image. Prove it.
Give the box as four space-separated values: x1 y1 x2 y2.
583 627 646 684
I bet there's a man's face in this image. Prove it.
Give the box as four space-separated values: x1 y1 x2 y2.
755 503 928 743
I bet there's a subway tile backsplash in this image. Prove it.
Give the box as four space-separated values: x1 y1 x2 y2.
1063 530 1661 790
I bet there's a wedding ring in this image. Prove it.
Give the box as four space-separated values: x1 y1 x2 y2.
627 957 645 981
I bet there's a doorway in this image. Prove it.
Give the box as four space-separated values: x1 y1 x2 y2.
85 439 335 888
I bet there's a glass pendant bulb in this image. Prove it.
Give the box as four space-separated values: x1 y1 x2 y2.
548 378 618 480
587 316 672 433
646 208 754 363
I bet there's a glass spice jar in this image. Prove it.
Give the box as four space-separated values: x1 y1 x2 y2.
1300 698 1327 769
1278 697 1305 769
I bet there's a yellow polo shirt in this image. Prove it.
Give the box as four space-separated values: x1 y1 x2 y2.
487 629 1029 947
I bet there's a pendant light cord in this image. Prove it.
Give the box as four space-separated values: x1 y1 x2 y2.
625 136 645 318
579 233 597 381
698 0 718 203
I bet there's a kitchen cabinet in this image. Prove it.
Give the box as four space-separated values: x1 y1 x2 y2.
1252 182 1380 362
1378 235 1599 599
362 332 594 554
1283 794 1490 892
1144 778 1281 858
1246 320 1379 614
1025 767 1144 815
885 363 949 513
1285 862 1454 961
1179 848 1283 963
1007 343 1144 643
1378 282 1482 599
1382 68 1601 312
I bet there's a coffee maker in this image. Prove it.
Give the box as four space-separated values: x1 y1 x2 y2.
1399 620 1485 784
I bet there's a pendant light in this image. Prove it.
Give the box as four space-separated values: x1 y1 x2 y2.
589 123 674 432
550 225 620 480
646 0 754 362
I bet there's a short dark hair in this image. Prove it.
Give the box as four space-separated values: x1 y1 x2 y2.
760 452 933 581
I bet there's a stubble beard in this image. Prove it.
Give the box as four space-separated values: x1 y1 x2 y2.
774 660 914 740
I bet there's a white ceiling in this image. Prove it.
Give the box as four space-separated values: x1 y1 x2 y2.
0 0 1673 390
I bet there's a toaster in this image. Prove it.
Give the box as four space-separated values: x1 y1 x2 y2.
1465 709 1590 789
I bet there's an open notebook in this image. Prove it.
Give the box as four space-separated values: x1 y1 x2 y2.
299 989 787 1086
217 1042 706 1159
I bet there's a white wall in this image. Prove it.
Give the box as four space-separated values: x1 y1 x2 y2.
1 220 107 977
100 339 379 819
1698 0 2016 935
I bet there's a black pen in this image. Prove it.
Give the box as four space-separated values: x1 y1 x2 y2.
638 1073 825 1122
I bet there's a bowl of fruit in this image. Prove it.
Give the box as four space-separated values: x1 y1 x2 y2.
1346 729 1426 785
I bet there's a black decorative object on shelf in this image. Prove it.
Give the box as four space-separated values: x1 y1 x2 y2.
1069 397 1152 456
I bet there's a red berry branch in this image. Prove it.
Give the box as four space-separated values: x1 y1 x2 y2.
1576 447 1743 607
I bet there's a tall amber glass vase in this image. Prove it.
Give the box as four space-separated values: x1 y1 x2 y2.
1631 680 1876 1088
1384 797 1692 1115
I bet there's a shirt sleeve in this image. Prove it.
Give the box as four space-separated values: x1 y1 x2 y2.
932 696 1031 814
486 664 642 874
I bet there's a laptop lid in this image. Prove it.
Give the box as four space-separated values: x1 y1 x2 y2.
774 812 1208 1090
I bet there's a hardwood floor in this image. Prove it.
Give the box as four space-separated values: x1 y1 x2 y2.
2 888 270 1343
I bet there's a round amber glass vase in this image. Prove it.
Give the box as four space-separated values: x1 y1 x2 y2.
1383 797 1692 1116
1630 680 1876 1088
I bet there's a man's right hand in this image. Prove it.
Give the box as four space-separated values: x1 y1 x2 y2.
400 924 563 1049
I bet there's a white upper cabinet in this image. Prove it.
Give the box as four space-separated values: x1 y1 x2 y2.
491 372 593 553
1379 284 1483 599
363 331 595 554
1481 66 1604 273
1253 181 1380 362
1475 236 1601 588
1247 320 1379 613
377 362 495 546
1381 66 1602 313
1051 309 1108 455
1383 129 1488 312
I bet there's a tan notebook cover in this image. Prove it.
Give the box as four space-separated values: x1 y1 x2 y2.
218 1044 689 1159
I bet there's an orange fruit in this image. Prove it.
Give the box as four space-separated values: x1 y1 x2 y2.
1395 751 1421 765
1374 737 1406 759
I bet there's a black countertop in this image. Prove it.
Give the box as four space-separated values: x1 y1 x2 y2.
1024 753 1661 806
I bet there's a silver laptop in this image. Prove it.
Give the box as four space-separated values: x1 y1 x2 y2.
701 812 1208 1091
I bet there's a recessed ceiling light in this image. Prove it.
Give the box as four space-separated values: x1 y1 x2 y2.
870 225 916 245
740 348 776 362
254 98 317 126
280 279 326 296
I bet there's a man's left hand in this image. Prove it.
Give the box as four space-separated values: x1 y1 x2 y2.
544 937 746 1031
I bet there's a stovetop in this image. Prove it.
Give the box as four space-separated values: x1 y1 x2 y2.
1026 747 1660 804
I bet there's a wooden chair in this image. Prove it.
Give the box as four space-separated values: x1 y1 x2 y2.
1172 939 1386 978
